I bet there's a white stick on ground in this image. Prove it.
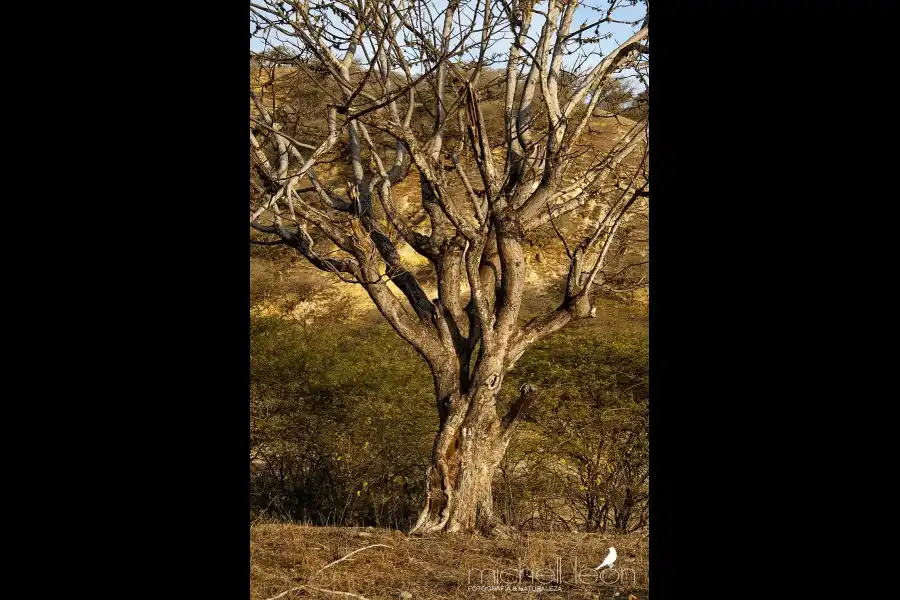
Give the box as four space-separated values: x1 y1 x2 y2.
261 544 392 600
312 544 392 577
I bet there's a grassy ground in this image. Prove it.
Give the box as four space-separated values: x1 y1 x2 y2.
251 524 649 600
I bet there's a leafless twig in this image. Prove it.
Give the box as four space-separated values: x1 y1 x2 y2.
261 544 391 600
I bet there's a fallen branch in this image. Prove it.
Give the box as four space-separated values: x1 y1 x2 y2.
262 585 305 600
305 586 372 599
312 544 392 578
261 544 391 600
262 585 372 600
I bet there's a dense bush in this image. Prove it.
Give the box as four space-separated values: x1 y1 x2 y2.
250 317 434 529
250 316 649 533
500 327 649 533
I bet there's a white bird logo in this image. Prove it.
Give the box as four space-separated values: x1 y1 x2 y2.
594 547 617 570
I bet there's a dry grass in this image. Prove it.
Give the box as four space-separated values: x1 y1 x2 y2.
251 524 649 600
249 66 648 337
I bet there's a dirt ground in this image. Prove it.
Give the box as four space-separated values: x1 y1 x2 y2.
251 524 649 600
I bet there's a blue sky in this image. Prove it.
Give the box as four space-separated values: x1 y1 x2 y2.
250 1 646 86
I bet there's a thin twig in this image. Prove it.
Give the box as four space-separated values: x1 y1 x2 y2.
312 544 392 578
262 585 305 600
305 586 372 599
264 586 374 600
261 544 390 600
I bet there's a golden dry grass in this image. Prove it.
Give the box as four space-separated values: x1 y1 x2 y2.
249 65 648 327
251 524 649 600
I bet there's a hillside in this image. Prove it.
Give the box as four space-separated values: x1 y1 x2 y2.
251 524 649 600
250 67 648 328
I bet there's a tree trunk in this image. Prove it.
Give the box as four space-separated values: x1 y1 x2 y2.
409 378 515 536
409 423 507 535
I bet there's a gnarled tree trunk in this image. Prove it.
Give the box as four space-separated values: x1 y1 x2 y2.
411 377 520 535
409 348 538 535
411 419 504 533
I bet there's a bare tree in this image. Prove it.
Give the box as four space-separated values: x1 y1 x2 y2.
249 0 649 535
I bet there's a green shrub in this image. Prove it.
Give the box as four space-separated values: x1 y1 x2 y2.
250 316 648 533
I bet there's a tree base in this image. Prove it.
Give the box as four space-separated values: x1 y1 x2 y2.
409 508 515 538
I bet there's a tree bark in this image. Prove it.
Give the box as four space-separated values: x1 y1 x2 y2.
410 366 533 536
409 393 509 535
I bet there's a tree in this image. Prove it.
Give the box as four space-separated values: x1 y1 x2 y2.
594 77 638 115
249 0 649 535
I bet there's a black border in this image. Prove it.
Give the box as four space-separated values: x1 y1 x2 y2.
86 1 888 597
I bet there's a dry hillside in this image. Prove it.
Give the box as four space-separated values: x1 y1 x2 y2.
250 67 648 329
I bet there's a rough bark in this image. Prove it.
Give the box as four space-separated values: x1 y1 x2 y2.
410 383 510 536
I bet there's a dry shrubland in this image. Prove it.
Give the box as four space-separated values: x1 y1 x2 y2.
251 317 648 534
